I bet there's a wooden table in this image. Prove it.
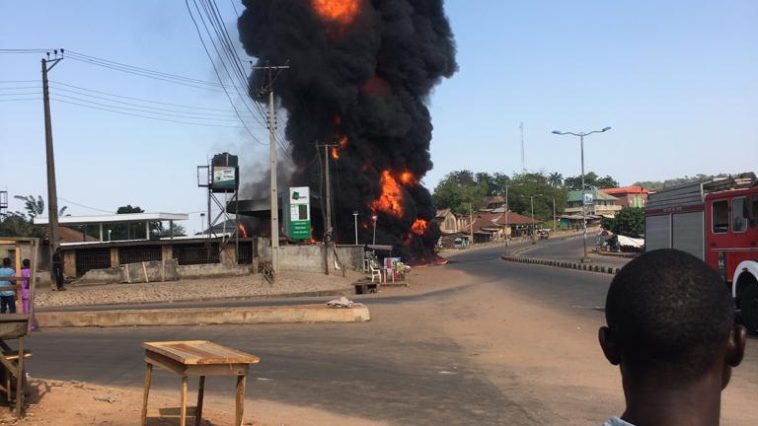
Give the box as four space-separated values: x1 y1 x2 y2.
141 340 260 426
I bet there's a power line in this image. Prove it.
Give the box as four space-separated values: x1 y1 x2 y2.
58 197 114 214
50 80 240 113
184 0 267 145
51 97 248 128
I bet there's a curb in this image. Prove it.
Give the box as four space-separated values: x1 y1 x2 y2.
501 255 621 275
36 304 371 328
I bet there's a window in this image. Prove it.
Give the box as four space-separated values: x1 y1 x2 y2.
732 197 748 233
712 200 728 233
751 196 758 228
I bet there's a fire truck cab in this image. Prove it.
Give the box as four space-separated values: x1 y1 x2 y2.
645 173 758 332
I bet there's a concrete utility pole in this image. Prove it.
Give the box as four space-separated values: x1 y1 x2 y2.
469 203 474 246
254 63 289 273
504 185 509 248
353 211 359 245
42 50 63 285
552 127 611 263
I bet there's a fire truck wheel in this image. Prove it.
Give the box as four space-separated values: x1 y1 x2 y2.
740 284 758 334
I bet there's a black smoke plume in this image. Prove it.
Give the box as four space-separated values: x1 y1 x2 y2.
238 0 457 263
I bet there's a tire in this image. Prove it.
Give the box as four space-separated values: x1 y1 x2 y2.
740 283 758 334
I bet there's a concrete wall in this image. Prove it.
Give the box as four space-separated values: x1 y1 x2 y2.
177 263 251 279
257 239 363 274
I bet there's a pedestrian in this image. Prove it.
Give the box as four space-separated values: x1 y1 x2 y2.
52 249 66 291
599 249 746 426
20 258 38 331
0 257 17 314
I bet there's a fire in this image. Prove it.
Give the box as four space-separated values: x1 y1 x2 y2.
311 0 361 25
400 171 416 185
411 219 428 235
331 147 340 160
371 170 404 217
238 223 248 239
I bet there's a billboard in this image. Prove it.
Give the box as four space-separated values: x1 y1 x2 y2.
212 166 237 190
283 187 311 240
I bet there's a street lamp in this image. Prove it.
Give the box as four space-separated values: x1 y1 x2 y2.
552 126 612 262
200 212 205 236
353 211 359 245
372 215 378 247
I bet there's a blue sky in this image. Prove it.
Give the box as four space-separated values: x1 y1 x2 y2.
1 1 757 234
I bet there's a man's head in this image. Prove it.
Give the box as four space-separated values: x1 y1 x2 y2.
599 249 746 387
1 258 10 268
22 259 30 268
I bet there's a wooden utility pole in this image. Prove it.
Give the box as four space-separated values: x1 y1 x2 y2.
42 50 63 285
469 203 474 246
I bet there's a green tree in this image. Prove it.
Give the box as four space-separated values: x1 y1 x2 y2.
564 172 618 190
506 172 567 225
13 194 68 218
157 222 186 237
110 205 146 240
548 172 563 187
601 207 645 237
433 170 488 213
0 214 44 238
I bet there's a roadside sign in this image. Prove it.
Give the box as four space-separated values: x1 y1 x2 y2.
583 192 594 205
283 187 311 240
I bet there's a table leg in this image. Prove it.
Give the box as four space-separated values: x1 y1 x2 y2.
235 375 246 426
195 376 205 426
16 337 24 416
180 376 188 426
140 363 152 425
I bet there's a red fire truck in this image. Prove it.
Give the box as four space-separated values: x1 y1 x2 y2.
645 173 758 332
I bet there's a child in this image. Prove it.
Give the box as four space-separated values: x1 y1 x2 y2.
0 257 16 313
20 259 37 331
599 249 746 426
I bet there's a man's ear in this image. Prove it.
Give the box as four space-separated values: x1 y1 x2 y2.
726 324 747 367
599 326 621 365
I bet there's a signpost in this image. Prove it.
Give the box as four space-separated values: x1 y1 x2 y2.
283 187 312 240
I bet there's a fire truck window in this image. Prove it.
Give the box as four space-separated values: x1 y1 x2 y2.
731 197 747 233
712 200 729 233
750 196 758 227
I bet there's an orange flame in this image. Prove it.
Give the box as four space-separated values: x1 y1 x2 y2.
311 0 361 25
238 223 248 239
411 219 428 235
331 147 340 160
371 170 404 217
400 171 416 186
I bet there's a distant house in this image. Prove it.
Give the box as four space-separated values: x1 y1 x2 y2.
461 211 540 243
485 196 506 210
565 189 621 218
599 186 651 208
435 209 459 234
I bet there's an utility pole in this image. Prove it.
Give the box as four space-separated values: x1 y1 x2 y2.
318 143 338 274
469 203 474 246
520 122 526 172
254 63 289 274
353 211 359 245
504 185 509 248
42 50 63 286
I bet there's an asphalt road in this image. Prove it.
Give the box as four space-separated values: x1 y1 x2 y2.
516 234 631 268
23 245 758 425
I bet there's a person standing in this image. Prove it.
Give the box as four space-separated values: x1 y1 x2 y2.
51 249 65 291
0 258 17 313
20 259 37 331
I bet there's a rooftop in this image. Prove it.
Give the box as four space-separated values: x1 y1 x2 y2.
33 212 189 225
600 186 651 195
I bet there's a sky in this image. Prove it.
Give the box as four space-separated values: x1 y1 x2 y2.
1 0 757 234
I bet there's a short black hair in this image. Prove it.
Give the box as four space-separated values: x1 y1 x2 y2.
22 259 30 268
1 258 10 267
605 249 734 380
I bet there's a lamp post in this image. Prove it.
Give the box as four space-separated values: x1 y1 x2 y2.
552 126 611 262
529 194 542 243
353 211 359 245
503 185 509 248
372 215 378 247
200 213 205 236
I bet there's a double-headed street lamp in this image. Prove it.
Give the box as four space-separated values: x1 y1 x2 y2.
552 126 612 262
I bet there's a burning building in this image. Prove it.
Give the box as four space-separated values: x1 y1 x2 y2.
238 0 457 263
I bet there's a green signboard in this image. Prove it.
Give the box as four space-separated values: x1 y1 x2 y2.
284 187 311 240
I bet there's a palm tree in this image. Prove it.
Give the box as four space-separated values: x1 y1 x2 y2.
13 195 68 219
548 172 563 187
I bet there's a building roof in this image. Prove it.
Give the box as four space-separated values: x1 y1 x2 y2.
435 208 453 219
462 211 540 234
59 226 98 243
600 186 650 196
567 189 618 203
34 213 189 226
